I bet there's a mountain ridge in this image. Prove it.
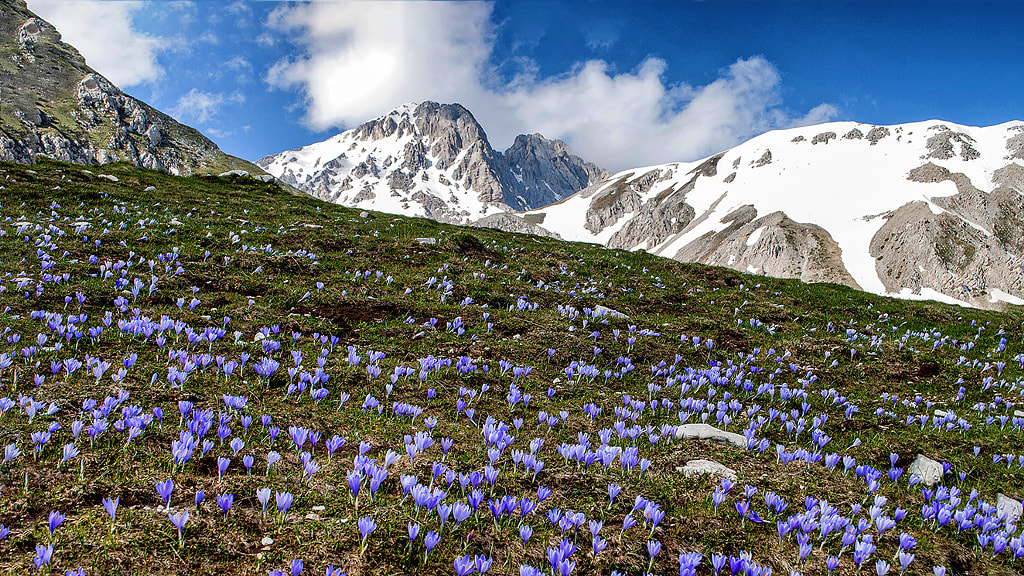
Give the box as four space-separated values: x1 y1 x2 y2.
257 101 607 223
0 0 260 176
500 119 1024 309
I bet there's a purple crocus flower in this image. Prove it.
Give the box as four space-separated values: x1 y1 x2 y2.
347 471 361 502
290 559 304 576
48 510 65 535
423 529 440 562
358 516 377 555
217 493 234 519
168 510 189 547
454 555 475 576
257 488 272 518
476 555 493 575
155 478 173 508
276 491 294 523
34 544 53 570
710 553 727 576
103 497 119 522
607 484 621 509
646 540 661 570
898 551 915 573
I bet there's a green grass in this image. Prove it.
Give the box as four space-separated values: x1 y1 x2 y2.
0 159 1021 575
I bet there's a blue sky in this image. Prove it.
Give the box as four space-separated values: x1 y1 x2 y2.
28 0 1024 170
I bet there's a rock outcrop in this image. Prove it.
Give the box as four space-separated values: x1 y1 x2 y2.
0 0 259 176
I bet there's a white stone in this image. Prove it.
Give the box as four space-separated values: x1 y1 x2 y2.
97 174 119 182
169 219 184 226
593 304 628 319
254 332 265 343
933 409 947 418
256 174 275 183
144 186 157 192
415 237 437 245
359 211 370 218
678 459 737 481
261 536 274 546
674 423 748 449
908 454 944 486
219 170 250 178
1014 410 1024 418
998 494 1023 524
312 505 325 511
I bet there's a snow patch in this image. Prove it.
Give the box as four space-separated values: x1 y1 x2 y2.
746 226 766 247
989 289 1024 306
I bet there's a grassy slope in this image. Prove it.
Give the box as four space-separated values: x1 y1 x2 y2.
0 159 1021 575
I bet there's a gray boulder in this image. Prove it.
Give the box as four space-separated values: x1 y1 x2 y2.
593 305 628 319
908 454 944 486
997 494 1023 524
674 424 747 449
678 459 737 481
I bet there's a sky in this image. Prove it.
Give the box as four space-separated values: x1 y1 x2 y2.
26 0 1024 171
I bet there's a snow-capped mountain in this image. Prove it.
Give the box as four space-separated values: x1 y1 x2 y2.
492 120 1024 308
257 102 606 224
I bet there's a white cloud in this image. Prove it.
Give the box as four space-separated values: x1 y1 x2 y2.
170 89 245 124
267 1 494 133
227 1 252 17
267 1 837 170
27 0 165 87
226 55 253 72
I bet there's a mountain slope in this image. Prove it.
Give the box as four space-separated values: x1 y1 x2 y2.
1 157 1023 575
494 120 1024 308
0 0 259 175
257 102 606 223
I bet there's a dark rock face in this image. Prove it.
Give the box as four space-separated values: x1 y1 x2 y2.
0 0 256 175
505 134 608 208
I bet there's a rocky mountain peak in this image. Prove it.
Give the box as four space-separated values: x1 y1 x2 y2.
259 101 606 220
506 133 609 206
